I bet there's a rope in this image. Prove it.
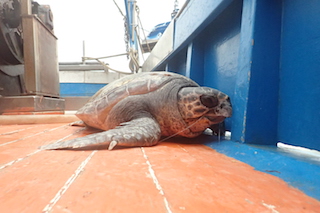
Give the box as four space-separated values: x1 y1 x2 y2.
112 0 125 17
83 48 140 74
159 116 205 142
82 53 128 60
136 5 151 53
113 0 130 57
128 48 140 73
111 0 140 73
83 56 131 75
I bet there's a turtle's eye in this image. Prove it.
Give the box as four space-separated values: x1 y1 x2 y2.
200 95 219 108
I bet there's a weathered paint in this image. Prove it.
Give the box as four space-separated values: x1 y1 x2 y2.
149 0 320 150
0 123 319 212
206 139 320 201
233 0 282 145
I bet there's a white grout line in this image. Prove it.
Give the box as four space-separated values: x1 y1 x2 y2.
0 128 85 171
0 124 69 147
0 126 37 135
141 147 173 213
42 150 97 213
262 202 279 213
0 150 41 170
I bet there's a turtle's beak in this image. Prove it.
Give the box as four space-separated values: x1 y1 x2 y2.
207 116 226 124
206 96 232 118
219 96 232 117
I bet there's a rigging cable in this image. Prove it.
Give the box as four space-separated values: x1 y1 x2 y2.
84 0 150 74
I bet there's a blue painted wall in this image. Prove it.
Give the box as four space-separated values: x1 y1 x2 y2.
174 0 233 50
153 0 320 150
278 0 320 150
147 0 320 199
232 0 282 145
60 83 106 97
172 0 243 130
167 49 187 76
202 0 241 102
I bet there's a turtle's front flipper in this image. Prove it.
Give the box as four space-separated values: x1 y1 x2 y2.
40 117 161 150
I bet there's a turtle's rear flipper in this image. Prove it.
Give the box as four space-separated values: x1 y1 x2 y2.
40 117 161 150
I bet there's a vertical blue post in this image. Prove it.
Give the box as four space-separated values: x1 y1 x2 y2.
186 42 204 85
124 0 138 51
166 50 187 76
230 0 254 143
231 0 282 145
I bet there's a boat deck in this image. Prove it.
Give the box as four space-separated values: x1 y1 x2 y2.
0 116 319 213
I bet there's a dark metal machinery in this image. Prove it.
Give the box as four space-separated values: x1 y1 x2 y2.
0 0 64 114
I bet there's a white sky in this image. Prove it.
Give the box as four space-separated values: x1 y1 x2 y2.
36 0 185 72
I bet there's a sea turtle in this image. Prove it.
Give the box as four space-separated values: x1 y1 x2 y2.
41 71 232 150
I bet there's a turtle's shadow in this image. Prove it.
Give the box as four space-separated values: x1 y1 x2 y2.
57 134 225 151
56 125 227 151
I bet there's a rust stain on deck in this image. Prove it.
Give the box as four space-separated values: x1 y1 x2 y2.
0 121 319 213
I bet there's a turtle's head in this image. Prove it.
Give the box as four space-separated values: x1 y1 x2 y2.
177 87 232 132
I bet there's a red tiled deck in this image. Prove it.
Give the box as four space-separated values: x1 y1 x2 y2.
0 115 319 213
